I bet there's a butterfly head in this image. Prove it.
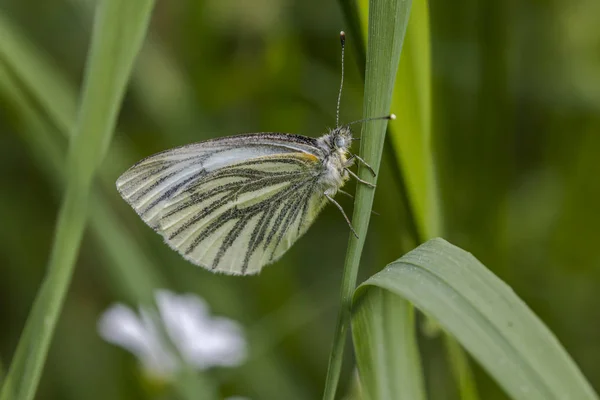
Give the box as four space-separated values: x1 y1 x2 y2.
330 126 353 151
329 114 395 153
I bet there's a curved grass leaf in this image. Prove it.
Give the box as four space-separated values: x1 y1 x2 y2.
352 238 599 400
0 2 156 399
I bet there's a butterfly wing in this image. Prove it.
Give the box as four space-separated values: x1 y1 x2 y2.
116 133 327 275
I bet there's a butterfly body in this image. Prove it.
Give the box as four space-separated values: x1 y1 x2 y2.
116 126 357 275
315 127 353 195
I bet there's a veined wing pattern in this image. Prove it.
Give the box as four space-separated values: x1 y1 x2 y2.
116 133 328 275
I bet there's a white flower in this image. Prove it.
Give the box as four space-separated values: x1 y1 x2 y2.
155 290 247 369
98 290 247 378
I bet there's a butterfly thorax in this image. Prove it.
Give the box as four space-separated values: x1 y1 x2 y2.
315 126 353 195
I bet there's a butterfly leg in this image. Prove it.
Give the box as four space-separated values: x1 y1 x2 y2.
351 154 376 177
345 154 356 166
337 190 380 216
325 192 358 238
345 168 376 188
338 189 354 199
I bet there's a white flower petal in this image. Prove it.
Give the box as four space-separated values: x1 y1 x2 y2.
98 304 151 354
156 290 247 369
98 303 178 378
156 290 212 347
184 317 247 368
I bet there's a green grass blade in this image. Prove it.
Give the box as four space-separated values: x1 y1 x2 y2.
353 238 599 400
0 8 181 304
0 2 155 400
338 0 367 72
0 61 219 400
352 288 424 400
0 61 157 304
387 0 441 240
0 11 76 134
356 0 439 240
322 0 413 398
443 333 479 400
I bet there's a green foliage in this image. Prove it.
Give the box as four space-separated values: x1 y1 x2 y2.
0 0 599 399
353 238 599 400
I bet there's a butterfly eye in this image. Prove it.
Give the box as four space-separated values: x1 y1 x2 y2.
334 136 346 148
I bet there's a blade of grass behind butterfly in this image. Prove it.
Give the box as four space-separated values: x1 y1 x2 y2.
338 0 367 73
0 10 204 306
386 0 440 240
0 1 156 399
0 4 166 333
355 1 479 398
357 0 438 238
0 8 207 179
323 0 415 398
0 58 218 400
0 60 158 304
0 11 76 133
0 14 305 400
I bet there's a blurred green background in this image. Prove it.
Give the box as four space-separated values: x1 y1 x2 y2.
1 0 599 399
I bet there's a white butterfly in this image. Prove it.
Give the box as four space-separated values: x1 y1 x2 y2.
116 32 394 275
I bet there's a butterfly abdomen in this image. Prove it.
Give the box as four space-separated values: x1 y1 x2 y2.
317 150 350 197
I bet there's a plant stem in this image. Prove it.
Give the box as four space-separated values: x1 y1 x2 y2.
0 2 155 400
322 0 413 398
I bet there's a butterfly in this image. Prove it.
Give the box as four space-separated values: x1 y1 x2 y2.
115 32 394 275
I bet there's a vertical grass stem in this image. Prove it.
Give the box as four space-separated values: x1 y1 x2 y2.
0 2 155 399
322 1 413 398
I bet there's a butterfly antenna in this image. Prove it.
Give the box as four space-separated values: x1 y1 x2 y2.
345 113 396 128
336 31 345 128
